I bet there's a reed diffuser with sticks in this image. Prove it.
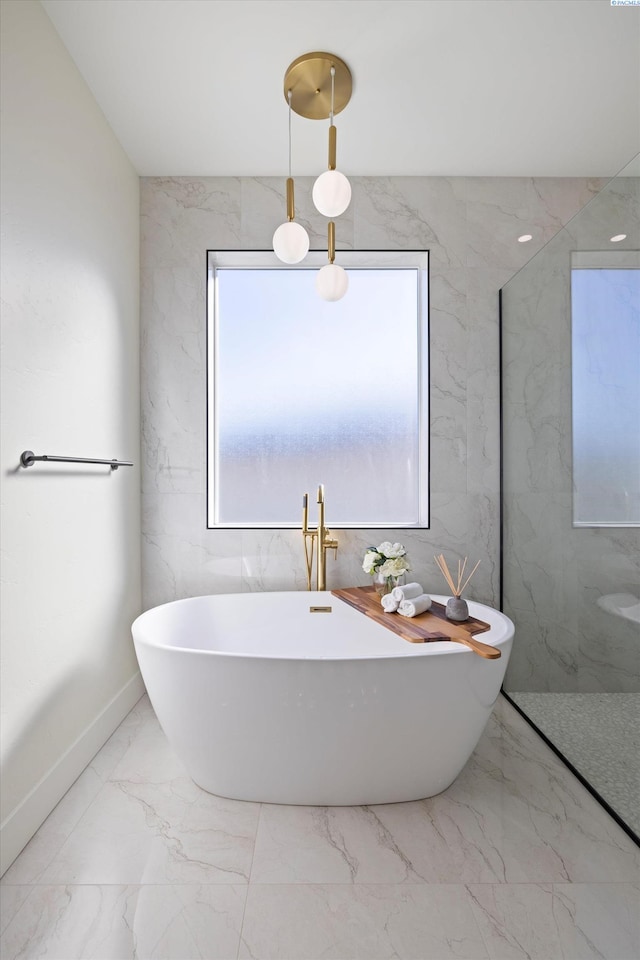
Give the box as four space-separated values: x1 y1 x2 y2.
433 554 481 621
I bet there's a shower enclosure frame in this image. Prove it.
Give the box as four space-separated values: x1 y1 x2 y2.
498 279 640 849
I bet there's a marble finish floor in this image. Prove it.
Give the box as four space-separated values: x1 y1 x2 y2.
1 694 639 959
509 692 640 840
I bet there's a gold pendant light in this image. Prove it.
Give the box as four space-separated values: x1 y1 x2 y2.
284 53 352 219
279 52 352 299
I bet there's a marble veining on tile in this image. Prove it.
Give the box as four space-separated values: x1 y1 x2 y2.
1 884 247 960
250 804 428 885
2 693 639 959
467 882 640 960
140 175 601 614
38 771 260 887
238 883 489 960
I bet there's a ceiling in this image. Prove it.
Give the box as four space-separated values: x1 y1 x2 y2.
41 0 640 178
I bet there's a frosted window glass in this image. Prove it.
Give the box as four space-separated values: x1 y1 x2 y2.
572 266 640 526
207 253 428 527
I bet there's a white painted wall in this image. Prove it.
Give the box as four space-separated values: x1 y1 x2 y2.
0 0 142 874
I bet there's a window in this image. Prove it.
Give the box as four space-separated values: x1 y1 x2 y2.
571 251 640 527
207 250 429 528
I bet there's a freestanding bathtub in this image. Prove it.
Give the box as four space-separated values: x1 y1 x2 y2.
132 591 513 805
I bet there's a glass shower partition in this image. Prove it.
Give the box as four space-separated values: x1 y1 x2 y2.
500 156 640 844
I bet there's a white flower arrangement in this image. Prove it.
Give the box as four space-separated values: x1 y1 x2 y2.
362 542 411 579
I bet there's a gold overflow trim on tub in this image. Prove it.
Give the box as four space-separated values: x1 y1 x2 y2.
310 605 333 613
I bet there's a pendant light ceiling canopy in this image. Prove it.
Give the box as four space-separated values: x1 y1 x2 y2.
272 52 353 301
283 52 352 120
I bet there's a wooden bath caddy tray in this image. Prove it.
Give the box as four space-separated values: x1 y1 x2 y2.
331 586 500 659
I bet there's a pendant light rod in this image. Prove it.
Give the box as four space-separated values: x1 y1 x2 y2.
328 221 335 263
286 90 295 221
329 125 337 171
330 65 335 124
328 66 337 170
287 89 292 178
286 178 295 222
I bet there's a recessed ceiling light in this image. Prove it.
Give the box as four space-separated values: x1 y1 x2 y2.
610 234 627 242
518 234 533 243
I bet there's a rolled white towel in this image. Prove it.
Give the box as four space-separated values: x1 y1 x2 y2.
391 582 424 603
381 593 399 613
398 594 432 618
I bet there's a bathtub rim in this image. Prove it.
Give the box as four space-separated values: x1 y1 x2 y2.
132 590 514 663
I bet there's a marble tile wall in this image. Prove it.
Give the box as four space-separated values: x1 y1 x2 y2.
141 175 603 611
502 175 640 692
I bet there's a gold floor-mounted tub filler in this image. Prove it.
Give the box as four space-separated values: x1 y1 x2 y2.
302 484 338 590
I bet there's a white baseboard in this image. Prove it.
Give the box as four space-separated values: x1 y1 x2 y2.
0 671 145 877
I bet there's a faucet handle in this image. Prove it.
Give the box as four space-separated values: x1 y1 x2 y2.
324 532 338 557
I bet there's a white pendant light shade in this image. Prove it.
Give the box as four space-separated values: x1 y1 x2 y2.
316 263 348 301
273 220 310 264
312 169 352 218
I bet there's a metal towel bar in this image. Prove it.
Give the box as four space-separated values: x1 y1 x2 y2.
20 450 133 471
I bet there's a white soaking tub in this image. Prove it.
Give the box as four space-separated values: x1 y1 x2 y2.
132 591 513 805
